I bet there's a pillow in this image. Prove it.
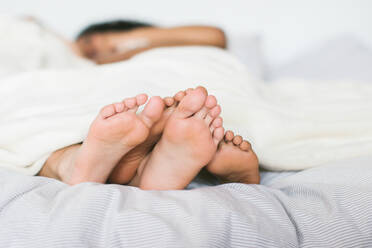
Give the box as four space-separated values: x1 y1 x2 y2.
0 15 92 79
269 35 372 83
227 33 265 78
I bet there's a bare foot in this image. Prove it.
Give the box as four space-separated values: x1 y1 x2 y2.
108 90 187 184
206 130 260 184
137 86 225 190
48 94 164 185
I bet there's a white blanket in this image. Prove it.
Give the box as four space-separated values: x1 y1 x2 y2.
1 46 372 175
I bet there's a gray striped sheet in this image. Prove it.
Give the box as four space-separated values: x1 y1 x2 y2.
0 157 371 248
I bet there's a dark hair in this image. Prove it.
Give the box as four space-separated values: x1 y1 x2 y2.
76 19 154 39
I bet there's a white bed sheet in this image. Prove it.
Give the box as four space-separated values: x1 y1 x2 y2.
1 156 371 247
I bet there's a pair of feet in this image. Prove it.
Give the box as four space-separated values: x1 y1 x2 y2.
40 87 259 190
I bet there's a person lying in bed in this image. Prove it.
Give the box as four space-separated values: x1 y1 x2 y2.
74 19 227 64
1 16 226 77
39 86 260 190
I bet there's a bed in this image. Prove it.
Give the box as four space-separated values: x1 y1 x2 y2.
1 15 372 248
1 156 372 247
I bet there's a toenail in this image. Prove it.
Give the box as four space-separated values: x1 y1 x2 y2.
233 136 243 145
213 117 223 127
125 98 137 108
210 105 221 118
240 141 251 151
205 95 217 108
115 102 125 112
136 94 148 105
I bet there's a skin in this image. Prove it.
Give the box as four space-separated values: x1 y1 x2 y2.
75 26 227 64
108 92 185 184
39 88 260 188
207 131 260 184
108 90 260 187
40 94 165 185
137 87 225 190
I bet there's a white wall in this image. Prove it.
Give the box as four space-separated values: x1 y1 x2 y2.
1 0 372 65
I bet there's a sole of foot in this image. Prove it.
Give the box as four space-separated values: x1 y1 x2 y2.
108 90 187 184
137 86 224 190
206 130 260 184
64 94 164 185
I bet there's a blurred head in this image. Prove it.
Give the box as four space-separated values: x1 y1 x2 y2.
76 19 154 61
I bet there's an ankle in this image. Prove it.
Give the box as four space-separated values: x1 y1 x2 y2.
39 144 81 181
